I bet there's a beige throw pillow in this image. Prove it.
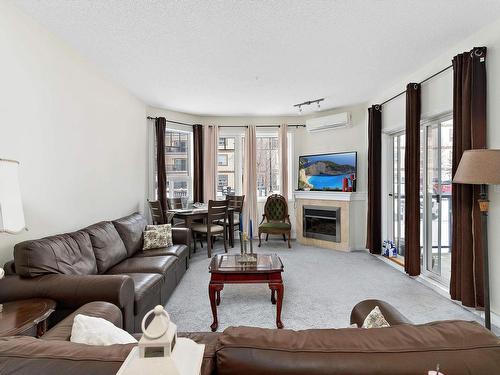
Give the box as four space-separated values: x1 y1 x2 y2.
143 224 173 250
361 306 390 328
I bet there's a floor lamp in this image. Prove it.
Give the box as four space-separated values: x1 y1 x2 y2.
453 149 500 330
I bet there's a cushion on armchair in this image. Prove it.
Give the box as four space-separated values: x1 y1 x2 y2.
259 222 291 230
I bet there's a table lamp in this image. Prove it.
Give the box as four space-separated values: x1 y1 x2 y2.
453 149 500 330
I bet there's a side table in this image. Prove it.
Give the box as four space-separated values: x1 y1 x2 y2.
0 298 56 338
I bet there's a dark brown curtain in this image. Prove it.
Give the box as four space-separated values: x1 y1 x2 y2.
450 47 487 308
366 105 382 254
404 83 421 276
193 124 204 203
155 117 167 214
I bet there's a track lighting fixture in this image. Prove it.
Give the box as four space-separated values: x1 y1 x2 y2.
293 98 324 114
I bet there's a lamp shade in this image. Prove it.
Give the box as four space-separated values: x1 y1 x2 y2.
453 149 500 185
0 159 26 233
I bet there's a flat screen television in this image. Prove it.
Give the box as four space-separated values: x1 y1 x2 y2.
297 151 357 192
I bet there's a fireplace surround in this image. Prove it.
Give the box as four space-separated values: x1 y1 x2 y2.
294 191 366 251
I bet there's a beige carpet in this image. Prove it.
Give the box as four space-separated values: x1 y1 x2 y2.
166 240 487 332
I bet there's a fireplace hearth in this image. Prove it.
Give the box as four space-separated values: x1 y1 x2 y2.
303 205 341 243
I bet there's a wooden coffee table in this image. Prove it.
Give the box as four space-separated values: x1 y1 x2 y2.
208 253 284 331
0 298 56 337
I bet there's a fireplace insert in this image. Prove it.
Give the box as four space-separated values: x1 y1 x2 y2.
303 206 341 242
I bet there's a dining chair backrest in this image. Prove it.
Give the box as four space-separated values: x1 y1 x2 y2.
148 200 165 225
167 197 183 210
226 195 245 213
208 200 228 225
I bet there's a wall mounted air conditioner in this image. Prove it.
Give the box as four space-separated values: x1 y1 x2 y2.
305 112 351 132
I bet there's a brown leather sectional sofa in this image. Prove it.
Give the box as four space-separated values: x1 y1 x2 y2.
0 299 499 374
0 212 190 332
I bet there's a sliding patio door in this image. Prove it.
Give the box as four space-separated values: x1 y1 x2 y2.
392 133 406 261
422 117 453 284
389 114 452 284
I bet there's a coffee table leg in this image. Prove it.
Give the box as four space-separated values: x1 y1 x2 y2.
269 282 284 329
209 283 223 331
271 289 276 304
216 289 221 306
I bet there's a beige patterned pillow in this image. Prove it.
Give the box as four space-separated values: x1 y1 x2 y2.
143 224 173 250
362 306 390 328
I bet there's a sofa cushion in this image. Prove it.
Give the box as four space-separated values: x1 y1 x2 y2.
106 256 177 275
14 231 98 277
112 213 147 256
121 273 163 312
133 244 189 259
84 222 128 274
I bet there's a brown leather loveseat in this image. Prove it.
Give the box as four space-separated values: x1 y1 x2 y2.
0 212 190 333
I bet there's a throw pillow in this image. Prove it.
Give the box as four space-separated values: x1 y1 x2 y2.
143 224 173 250
70 314 137 345
361 306 390 328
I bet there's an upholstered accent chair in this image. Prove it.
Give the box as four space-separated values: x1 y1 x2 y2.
258 194 291 248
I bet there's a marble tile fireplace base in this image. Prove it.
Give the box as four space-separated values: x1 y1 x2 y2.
294 191 366 251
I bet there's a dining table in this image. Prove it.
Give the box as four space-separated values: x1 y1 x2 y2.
168 206 236 252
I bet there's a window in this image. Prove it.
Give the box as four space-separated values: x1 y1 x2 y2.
215 130 292 200
158 128 193 200
217 135 240 198
256 135 280 198
218 137 235 150
165 132 188 153
217 154 228 166
217 175 229 193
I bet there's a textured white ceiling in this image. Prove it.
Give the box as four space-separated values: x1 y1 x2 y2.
11 0 500 116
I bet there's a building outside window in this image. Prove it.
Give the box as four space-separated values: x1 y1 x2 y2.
217 136 237 197
217 154 228 166
256 135 280 198
162 128 193 199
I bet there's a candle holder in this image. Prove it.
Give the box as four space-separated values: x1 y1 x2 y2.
238 231 257 265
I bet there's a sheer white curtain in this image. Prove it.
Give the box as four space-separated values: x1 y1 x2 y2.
278 124 288 201
203 124 219 202
243 125 258 236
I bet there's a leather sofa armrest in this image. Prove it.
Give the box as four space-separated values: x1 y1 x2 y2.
350 299 412 327
172 227 191 247
0 336 133 375
0 274 135 332
3 260 16 275
41 301 123 341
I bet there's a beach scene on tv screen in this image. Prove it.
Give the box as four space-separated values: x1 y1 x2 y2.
298 152 356 192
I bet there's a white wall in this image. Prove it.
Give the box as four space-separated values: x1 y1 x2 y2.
370 16 500 316
0 2 147 266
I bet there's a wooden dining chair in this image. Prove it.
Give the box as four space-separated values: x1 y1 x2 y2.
167 197 183 210
223 195 244 241
191 200 228 258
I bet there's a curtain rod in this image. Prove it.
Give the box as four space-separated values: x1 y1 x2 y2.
380 64 453 106
147 116 193 127
208 124 306 128
147 117 305 128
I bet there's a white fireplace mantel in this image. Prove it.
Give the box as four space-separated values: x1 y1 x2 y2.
293 190 366 201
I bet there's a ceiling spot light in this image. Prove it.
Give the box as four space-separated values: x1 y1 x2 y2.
293 98 324 114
